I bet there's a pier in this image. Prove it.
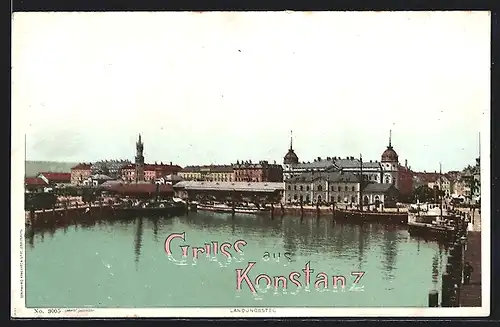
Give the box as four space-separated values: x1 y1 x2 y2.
459 206 481 307
426 208 482 308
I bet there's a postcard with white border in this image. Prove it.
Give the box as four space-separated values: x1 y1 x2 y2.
11 10 490 318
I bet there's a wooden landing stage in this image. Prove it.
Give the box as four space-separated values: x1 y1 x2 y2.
459 231 482 307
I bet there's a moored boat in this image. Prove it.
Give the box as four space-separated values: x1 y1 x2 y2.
197 202 269 215
334 208 408 225
113 200 186 217
407 203 463 241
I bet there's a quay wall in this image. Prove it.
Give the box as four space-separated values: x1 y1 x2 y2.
269 205 408 217
25 203 115 229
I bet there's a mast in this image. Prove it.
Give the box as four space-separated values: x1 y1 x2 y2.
24 134 27 178
359 153 363 212
439 162 443 218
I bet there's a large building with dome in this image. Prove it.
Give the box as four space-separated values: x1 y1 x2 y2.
282 130 414 200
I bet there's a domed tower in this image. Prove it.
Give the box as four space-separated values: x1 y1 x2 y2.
283 131 299 180
283 131 299 165
381 130 399 185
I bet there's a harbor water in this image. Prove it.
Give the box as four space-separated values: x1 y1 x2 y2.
26 212 448 308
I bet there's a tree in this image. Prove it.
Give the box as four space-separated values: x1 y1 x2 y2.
411 185 435 203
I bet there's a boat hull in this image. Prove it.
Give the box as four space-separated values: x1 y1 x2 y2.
197 205 269 215
407 223 456 241
334 210 408 225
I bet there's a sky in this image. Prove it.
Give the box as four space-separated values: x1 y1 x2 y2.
12 11 490 172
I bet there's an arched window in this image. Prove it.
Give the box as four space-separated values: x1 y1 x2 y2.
318 185 323 191
294 185 297 190
351 196 355 203
337 196 341 202
287 185 291 190
306 186 310 191
351 186 355 192
337 186 341 192
300 185 303 191
345 186 348 191
306 195 310 203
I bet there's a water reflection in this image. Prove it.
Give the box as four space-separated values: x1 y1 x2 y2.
152 217 159 242
432 252 439 288
134 217 144 266
381 226 398 282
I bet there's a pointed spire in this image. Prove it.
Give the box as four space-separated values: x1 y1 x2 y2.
138 133 142 144
388 130 392 148
290 130 293 150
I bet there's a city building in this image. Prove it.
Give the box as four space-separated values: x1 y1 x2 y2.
25 177 47 193
179 165 234 182
284 171 361 205
413 172 451 197
121 162 182 183
38 172 71 186
233 160 283 182
284 170 400 208
82 174 114 187
91 159 131 179
362 183 399 208
70 163 92 186
282 130 414 198
121 134 182 183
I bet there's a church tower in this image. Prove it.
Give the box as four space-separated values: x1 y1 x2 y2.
135 134 145 182
381 130 399 186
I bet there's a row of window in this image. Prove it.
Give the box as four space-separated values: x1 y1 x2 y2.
288 194 357 203
287 185 357 192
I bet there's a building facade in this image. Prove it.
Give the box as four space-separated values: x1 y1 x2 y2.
282 131 413 199
233 160 283 182
413 172 451 197
362 183 399 208
91 159 131 179
70 163 92 186
121 162 182 183
284 171 361 205
179 165 234 182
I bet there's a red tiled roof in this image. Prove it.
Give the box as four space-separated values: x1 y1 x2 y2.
104 183 174 194
38 172 72 182
71 163 92 170
25 177 47 186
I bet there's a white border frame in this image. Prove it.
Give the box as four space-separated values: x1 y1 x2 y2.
11 11 491 318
